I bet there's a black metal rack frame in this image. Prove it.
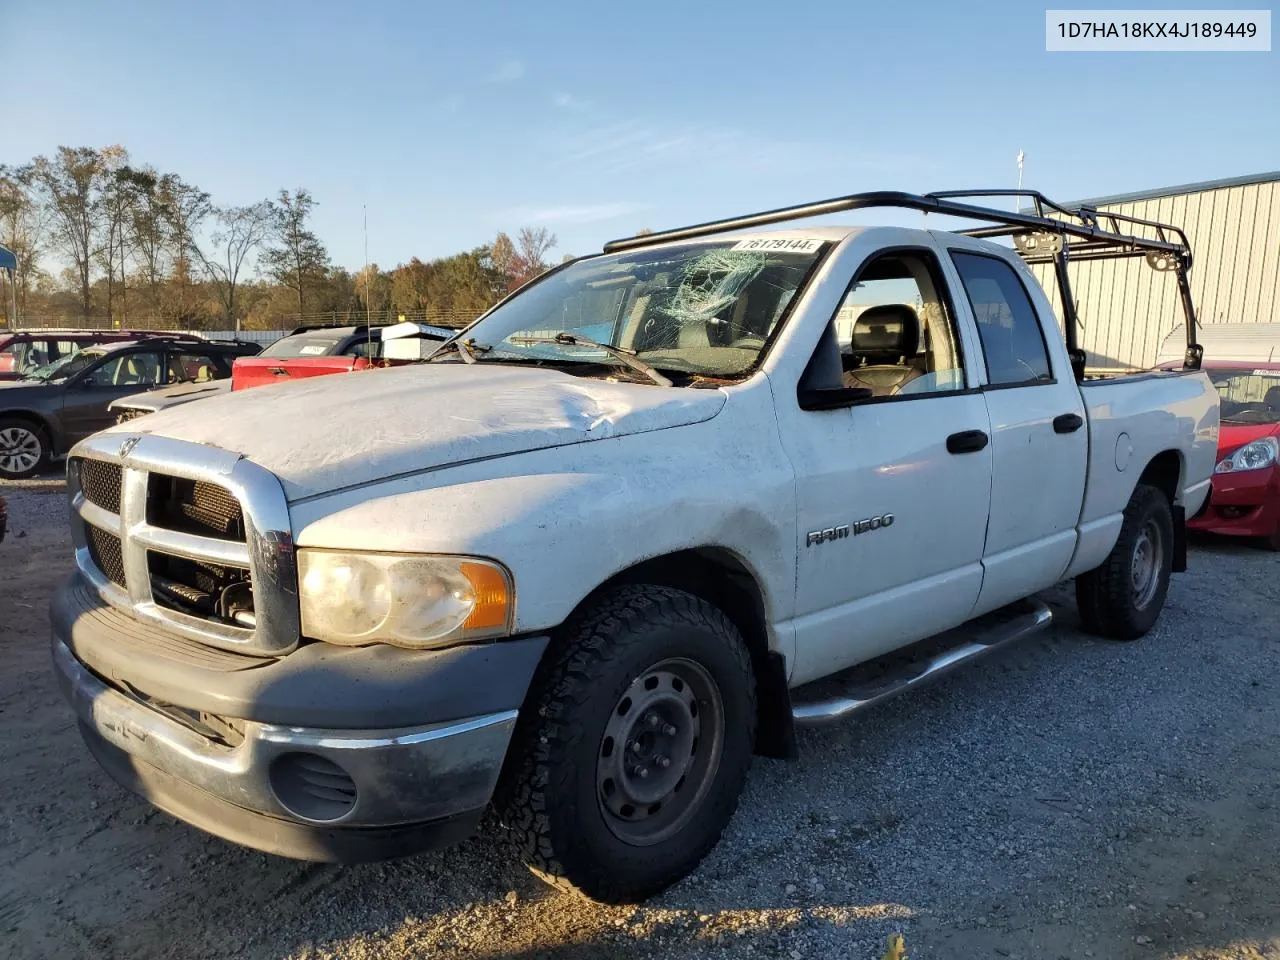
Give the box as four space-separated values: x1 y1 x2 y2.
602 189 1203 376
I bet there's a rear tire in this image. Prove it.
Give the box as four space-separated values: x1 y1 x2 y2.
1075 484 1174 641
502 584 756 903
0 418 50 479
1264 522 1280 553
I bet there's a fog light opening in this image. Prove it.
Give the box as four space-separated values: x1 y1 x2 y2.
268 752 358 823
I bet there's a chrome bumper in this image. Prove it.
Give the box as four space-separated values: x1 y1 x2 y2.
54 638 517 830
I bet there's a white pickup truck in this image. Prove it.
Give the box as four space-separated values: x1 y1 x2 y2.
52 190 1218 904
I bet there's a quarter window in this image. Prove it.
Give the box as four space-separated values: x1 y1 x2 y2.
950 252 1053 386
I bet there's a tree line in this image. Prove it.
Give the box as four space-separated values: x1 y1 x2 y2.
0 145 564 331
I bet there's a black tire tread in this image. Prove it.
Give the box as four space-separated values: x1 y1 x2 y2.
501 584 755 903
1075 483 1173 641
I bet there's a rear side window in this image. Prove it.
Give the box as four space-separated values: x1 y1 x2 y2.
168 352 230 382
950 252 1053 386
259 334 344 358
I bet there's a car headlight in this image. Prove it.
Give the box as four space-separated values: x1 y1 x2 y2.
1215 437 1279 474
298 550 513 649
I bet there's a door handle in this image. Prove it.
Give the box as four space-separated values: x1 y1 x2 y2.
1053 413 1084 434
946 429 989 454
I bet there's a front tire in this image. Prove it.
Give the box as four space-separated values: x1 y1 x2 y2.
1075 484 1174 640
503 585 756 903
0 418 50 479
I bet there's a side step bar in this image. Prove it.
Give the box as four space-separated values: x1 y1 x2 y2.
791 598 1053 725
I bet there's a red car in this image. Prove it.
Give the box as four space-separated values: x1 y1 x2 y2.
1186 361 1280 550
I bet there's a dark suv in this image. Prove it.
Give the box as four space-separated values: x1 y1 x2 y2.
0 337 259 478
0 330 190 382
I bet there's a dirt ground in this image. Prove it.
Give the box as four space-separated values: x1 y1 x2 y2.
1 475 1278 960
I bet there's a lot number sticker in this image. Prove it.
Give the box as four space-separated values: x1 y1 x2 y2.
730 237 825 253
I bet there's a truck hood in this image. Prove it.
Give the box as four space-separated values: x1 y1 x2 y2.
107 363 726 501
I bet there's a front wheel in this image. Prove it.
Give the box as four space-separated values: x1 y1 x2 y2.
1075 484 1174 640
503 585 756 903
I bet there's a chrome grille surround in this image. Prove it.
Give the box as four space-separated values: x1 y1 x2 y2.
67 432 299 656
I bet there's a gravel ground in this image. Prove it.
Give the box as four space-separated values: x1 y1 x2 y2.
1 474 1278 960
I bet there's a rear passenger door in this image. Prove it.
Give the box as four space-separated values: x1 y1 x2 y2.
941 242 1088 615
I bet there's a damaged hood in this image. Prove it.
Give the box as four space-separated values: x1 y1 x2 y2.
106 363 726 500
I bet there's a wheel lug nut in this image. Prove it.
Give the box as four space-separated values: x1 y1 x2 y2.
632 766 649 779
645 713 661 727
628 739 641 753
662 723 677 736
655 755 671 769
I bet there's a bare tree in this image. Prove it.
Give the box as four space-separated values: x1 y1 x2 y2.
31 146 111 316
516 226 557 274
160 177 211 322
261 189 329 317
491 227 558 293
190 201 274 331
94 146 133 323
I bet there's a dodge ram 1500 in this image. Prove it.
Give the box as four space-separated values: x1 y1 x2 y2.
52 189 1218 903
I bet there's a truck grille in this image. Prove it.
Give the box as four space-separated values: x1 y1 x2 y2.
86 526 126 589
147 475 245 542
78 459 122 514
66 434 299 656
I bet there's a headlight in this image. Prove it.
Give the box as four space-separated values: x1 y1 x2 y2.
1215 437 1279 474
298 550 513 649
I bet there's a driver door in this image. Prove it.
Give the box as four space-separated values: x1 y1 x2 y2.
61 349 166 442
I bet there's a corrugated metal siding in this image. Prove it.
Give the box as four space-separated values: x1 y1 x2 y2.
1029 178 1280 370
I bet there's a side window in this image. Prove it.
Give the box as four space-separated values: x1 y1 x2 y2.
168 352 228 383
2 339 54 375
53 340 85 361
830 250 966 398
345 339 381 359
950 252 1053 386
90 351 164 388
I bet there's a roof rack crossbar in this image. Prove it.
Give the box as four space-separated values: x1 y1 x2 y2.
602 190 1189 261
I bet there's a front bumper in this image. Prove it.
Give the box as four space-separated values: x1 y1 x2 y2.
1187 466 1280 539
52 573 549 862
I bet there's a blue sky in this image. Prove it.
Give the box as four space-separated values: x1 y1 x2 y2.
2 0 1276 271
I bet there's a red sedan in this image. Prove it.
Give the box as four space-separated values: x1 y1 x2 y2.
1187 361 1280 550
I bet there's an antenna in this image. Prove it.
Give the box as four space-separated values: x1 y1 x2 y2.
363 204 372 353
1015 150 1025 209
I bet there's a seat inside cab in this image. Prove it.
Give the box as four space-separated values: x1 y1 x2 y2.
801 250 966 399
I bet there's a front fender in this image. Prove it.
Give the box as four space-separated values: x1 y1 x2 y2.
289 408 798 655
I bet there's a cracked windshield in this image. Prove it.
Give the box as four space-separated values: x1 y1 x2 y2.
450 240 826 383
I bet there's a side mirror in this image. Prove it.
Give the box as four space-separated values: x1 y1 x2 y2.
79 376 100 389
797 386 874 411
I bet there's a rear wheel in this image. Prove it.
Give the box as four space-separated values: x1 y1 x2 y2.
0 419 49 479
503 585 756 903
1075 484 1174 640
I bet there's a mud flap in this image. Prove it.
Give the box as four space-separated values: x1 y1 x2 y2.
754 651 798 760
1172 505 1187 573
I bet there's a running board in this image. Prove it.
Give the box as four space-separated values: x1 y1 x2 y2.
791 598 1053 725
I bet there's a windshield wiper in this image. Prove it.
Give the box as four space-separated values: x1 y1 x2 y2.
429 337 491 364
508 333 672 387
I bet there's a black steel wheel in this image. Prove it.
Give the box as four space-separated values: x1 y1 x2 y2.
1075 483 1174 640
502 584 756 903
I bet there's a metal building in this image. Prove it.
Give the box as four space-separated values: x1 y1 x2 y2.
1029 171 1280 371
